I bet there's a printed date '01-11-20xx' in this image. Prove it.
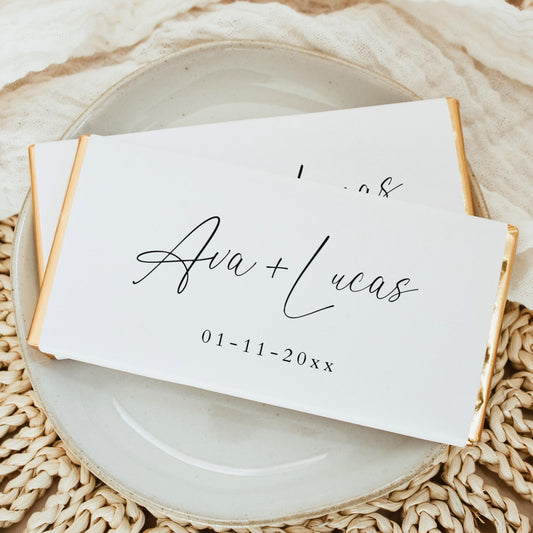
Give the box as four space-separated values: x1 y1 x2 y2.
201 329 334 373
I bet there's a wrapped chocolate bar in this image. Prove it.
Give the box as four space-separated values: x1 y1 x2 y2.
28 135 517 446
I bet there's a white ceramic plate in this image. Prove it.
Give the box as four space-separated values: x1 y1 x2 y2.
12 41 469 527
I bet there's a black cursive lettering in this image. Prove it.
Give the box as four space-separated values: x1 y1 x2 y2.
331 271 418 302
283 236 335 319
227 253 257 276
378 176 403 198
133 216 256 293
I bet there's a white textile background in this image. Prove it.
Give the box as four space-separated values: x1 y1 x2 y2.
0 0 531 306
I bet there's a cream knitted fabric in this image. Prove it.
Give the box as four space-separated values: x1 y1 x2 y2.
0 0 531 305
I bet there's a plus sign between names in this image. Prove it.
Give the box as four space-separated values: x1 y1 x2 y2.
266 258 289 279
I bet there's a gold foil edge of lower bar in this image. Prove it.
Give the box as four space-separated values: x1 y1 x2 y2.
29 145 46 284
468 225 519 444
446 98 474 216
27 135 91 353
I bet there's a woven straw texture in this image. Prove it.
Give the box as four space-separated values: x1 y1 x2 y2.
1 212 533 533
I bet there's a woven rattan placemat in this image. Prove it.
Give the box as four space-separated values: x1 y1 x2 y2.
1 214 533 532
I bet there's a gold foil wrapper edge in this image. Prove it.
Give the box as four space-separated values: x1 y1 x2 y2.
468 225 519 444
27 135 91 353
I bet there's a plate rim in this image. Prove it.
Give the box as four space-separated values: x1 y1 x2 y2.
61 40 421 140
13 40 451 528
